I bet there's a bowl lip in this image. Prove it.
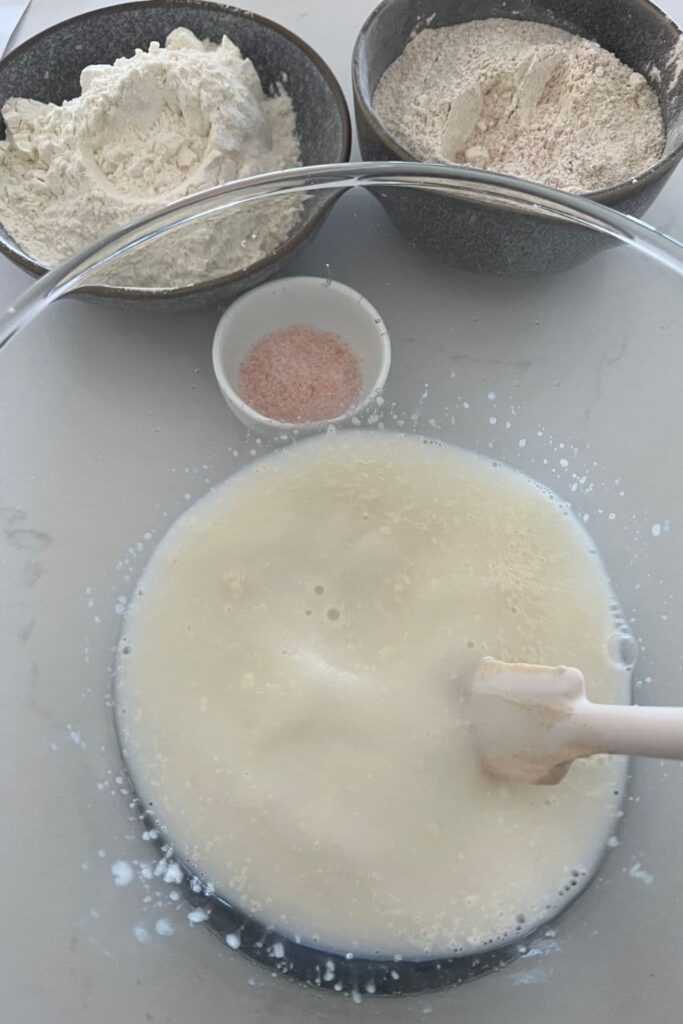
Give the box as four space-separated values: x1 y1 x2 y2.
211 273 393 432
0 0 352 301
351 0 683 204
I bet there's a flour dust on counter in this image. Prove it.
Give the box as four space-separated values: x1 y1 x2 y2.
116 431 630 959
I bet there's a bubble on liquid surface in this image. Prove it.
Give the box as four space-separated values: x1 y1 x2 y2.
607 627 639 669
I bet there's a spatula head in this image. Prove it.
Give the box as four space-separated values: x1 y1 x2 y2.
469 658 588 785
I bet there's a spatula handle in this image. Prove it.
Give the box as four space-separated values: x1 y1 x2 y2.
570 701 683 760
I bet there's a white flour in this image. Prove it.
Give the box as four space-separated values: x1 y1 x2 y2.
0 28 302 289
374 19 665 193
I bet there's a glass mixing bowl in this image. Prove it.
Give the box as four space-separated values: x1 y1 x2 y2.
3 162 683 1022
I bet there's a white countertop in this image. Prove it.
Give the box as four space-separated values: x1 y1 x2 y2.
3 3 683 1023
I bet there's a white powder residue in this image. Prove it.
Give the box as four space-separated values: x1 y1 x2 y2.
374 19 664 193
67 724 86 749
629 862 654 885
225 932 241 949
133 924 150 944
666 36 683 91
0 27 302 288
111 860 134 887
187 907 210 924
162 861 184 885
155 917 175 936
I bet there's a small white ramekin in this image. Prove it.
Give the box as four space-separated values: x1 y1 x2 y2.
212 275 391 434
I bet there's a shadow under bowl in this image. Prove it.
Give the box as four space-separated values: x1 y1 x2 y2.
0 0 351 310
352 0 683 276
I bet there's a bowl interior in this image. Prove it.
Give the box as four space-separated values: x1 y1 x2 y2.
0 0 350 294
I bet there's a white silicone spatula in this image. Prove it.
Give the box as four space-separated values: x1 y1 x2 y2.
470 657 683 785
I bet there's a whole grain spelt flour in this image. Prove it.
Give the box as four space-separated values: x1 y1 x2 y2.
374 19 665 193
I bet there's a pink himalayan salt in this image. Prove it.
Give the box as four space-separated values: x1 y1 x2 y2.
238 323 362 424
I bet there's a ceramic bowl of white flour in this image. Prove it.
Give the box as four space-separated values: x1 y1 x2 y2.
353 0 683 275
0 1 350 310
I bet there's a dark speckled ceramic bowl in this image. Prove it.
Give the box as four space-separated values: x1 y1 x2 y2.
353 0 683 276
0 1 350 309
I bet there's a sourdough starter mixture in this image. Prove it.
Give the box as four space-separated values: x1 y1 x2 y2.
117 432 629 957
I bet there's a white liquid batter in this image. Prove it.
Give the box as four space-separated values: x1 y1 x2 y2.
117 432 629 958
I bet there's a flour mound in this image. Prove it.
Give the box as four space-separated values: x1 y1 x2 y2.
0 27 302 288
374 19 665 193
